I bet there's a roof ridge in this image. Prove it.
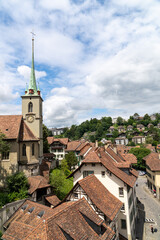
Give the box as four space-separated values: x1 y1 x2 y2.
47 198 85 223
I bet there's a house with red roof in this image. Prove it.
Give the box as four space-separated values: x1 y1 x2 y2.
67 146 138 240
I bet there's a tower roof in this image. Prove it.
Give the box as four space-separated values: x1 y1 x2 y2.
25 34 40 96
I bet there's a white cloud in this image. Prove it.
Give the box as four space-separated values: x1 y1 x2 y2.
17 65 46 80
1 0 160 127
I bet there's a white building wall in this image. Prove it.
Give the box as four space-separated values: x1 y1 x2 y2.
73 163 136 240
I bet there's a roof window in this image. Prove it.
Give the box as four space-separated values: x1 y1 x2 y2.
28 207 35 213
37 210 45 218
21 204 28 211
6 129 8 131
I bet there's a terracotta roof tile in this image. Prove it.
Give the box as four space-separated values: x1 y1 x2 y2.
3 199 114 240
143 152 160 171
119 153 137 164
20 121 38 141
0 115 22 139
77 175 123 221
69 148 137 187
79 144 92 156
65 141 81 151
45 195 61 207
47 136 54 145
28 175 51 194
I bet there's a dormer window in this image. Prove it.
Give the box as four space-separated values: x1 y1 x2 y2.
28 102 33 112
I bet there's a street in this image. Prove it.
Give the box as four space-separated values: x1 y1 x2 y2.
136 176 160 240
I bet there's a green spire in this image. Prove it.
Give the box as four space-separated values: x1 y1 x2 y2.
28 36 37 94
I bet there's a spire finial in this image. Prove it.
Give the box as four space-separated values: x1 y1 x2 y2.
28 31 37 95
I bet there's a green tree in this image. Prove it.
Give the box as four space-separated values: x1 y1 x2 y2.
5 172 29 202
117 117 124 125
50 168 73 200
0 132 10 156
129 148 151 169
43 124 50 153
65 152 78 170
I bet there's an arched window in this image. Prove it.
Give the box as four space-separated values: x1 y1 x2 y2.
28 102 33 112
22 144 26 156
32 143 34 156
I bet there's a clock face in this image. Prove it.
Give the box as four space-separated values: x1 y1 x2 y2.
27 115 34 123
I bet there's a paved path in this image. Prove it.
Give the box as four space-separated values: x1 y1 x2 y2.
136 176 160 240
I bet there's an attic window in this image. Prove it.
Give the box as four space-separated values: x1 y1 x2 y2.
21 204 28 211
28 207 35 213
6 129 8 131
37 210 45 218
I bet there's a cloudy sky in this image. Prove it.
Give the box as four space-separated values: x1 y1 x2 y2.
1 0 160 127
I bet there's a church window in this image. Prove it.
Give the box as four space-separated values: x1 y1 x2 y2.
22 144 26 156
2 152 9 160
32 143 34 156
28 102 33 112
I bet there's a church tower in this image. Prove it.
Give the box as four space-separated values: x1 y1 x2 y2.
21 35 43 161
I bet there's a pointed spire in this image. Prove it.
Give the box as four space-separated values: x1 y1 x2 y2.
28 33 38 95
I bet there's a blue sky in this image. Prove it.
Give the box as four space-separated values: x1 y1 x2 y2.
1 0 160 127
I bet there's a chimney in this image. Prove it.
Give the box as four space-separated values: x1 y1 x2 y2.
95 140 98 148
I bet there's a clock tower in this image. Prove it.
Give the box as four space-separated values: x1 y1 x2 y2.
21 35 43 161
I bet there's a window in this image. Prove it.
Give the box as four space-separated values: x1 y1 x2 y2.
28 102 33 112
121 203 125 212
101 171 105 177
92 163 95 167
74 193 78 199
121 219 126 229
2 152 9 160
83 171 94 178
32 143 34 156
22 144 26 156
119 187 124 197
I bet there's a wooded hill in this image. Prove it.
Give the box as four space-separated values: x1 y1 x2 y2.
52 113 160 145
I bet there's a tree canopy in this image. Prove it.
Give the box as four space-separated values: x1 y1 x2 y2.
129 147 151 169
65 152 78 170
43 124 50 153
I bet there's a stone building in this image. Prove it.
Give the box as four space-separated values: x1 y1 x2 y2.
0 37 43 186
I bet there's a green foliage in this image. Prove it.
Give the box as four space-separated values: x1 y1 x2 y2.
129 147 151 169
65 152 78 170
50 168 73 200
43 124 50 153
6 172 29 193
117 116 124 125
0 231 2 240
0 192 9 208
0 132 10 155
0 172 29 208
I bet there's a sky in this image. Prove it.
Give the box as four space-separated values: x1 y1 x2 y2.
1 0 160 128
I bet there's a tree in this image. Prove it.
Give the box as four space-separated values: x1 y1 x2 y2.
117 117 124 125
65 152 78 170
0 132 10 156
43 124 50 153
50 168 73 200
5 172 29 202
129 148 151 169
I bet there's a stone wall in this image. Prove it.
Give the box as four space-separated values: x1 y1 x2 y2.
0 199 25 232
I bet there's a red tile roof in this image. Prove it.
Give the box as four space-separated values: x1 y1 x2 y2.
28 175 51 194
20 121 38 141
65 140 81 151
0 115 22 139
69 147 137 187
143 153 160 171
45 195 61 207
77 175 123 221
3 198 114 240
47 137 69 146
